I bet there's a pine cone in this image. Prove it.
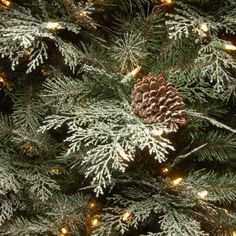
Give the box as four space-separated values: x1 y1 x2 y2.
131 75 188 131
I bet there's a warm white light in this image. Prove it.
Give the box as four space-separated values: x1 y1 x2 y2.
1 0 11 7
116 145 131 162
91 218 99 227
151 129 164 137
60 227 68 234
79 10 87 17
90 202 96 208
161 0 172 4
130 66 141 77
162 167 169 174
121 211 132 222
0 76 4 83
232 231 236 236
46 22 62 30
50 167 61 175
199 23 209 32
197 190 208 199
224 44 236 51
172 177 183 186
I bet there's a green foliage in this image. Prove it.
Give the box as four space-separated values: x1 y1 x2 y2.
156 209 207 236
188 110 236 133
93 169 236 235
196 40 236 92
40 99 174 196
192 130 236 162
44 192 90 232
1 0 236 235
1 217 51 236
0 0 94 73
0 113 12 141
12 80 45 129
111 31 148 72
168 69 219 103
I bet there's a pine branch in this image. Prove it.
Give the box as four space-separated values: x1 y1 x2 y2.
40 101 174 196
0 113 13 141
0 6 82 73
13 81 45 129
1 217 51 236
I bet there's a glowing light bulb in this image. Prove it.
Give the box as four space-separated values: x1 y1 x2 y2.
172 177 183 186
90 202 96 208
0 76 5 83
116 144 131 162
1 0 11 7
199 23 209 33
151 129 164 137
224 44 236 51
121 211 132 222
130 66 141 77
79 10 87 17
91 218 99 227
25 143 34 153
46 22 62 30
162 167 169 174
232 231 236 236
50 167 61 175
197 190 208 199
60 227 68 234
161 0 172 4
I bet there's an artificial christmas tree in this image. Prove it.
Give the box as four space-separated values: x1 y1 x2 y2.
1 0 236 235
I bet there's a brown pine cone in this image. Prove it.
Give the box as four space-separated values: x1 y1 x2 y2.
131 75 188 131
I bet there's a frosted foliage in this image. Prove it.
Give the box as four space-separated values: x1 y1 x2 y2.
157 210 208 236
0 200 14 227
196 42 236 92
166 5 205 40
40 101 174 196
0 166 20 195
27 172 60 201
0 8 81 73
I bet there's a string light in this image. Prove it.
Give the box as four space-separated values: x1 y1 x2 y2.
91 218 99 227
45 22 63 30
223 209 228 213
0 72 12 90
172 177 183 186
151 129 164 137
161 0 172 4
130 65 141 77
121 211 133 222
79 10 87 17
224 44 236 51
199 23 209 33
60 227 68 234
50 167 62 175
197 190 208 199
90 202 96 208
1 0 11 7
162 167 169 174
232 231 236 236
116 144 131 162
0 73 6 83
121 66 141 83
24 143 35 153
